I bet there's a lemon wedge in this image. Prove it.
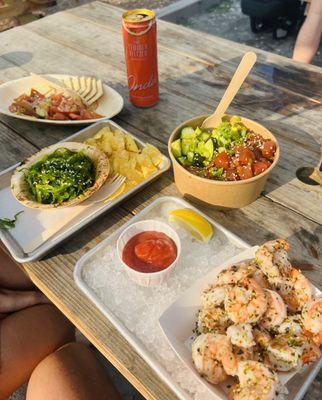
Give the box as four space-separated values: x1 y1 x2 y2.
169 208 213 243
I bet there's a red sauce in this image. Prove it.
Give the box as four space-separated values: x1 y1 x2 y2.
122 231 177 273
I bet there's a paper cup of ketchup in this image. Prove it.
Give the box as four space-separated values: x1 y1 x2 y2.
117 219 181 287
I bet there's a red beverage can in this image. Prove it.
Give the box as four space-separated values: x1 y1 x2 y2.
122 9 159 107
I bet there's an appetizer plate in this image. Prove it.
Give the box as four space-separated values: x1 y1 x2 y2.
0 120 170 262
159 249 322 400
74 196 250 400
0 74 123 124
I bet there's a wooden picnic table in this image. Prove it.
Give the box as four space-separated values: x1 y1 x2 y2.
0 1 321 398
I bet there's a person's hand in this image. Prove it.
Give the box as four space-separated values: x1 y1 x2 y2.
0 288 50 314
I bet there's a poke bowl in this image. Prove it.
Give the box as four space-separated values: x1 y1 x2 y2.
168 114 280 208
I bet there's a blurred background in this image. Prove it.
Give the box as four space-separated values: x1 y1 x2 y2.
0 0 321 66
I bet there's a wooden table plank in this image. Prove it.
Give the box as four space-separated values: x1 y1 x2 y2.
0 121 38 169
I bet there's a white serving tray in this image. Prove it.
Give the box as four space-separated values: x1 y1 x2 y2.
74 196 250 400
0 120 170 262
0 74 124 125
159 248 322 400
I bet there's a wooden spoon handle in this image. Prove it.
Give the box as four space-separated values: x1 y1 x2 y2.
310 169 322 186
214 52 257 117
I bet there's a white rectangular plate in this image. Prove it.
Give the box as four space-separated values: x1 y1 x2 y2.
0 120 170 262
74 196 250 400
159 249 322 400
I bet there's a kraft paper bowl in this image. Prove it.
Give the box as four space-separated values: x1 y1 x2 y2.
168 114 279 208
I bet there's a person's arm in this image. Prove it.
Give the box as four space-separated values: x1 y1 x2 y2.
293 0 322 63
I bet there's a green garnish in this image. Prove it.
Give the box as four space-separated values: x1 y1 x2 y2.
0 211 24 230
25 148 95 204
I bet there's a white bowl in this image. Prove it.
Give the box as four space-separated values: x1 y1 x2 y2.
116 219 181 287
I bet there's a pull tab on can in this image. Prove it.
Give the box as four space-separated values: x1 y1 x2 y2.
122 9 159 107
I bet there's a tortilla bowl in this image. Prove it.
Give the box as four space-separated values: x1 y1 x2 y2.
11 141 109 209
168 114 279 208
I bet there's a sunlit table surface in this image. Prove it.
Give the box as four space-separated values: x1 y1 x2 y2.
0 2 321 399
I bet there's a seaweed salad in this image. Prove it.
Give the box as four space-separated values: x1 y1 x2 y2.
25 148 95 204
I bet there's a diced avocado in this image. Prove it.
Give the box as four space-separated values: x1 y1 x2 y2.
199 132 211 142
230 115 241 124
217 135 230 148
194 127 202 136
204 139 214 160
178 156 190 167
187 151 194 163
231 126 239 135
189 140 198 153
196 141 205 156
181 127 195 139
241 127 247 137
181 139 192 155
171 139 182 158
196 139 213 160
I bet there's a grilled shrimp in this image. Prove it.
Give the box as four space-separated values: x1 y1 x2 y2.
197 305 230 334
266 334 303 371
233 346 256 362
302 298 322 346
253 328 271 349
215 263 253 285
229 361 279 400
228 384 275 400
202 285 227 308
215 263 268 288
227 324 255 349
282 333 320 365
225 278 268 324
192 333 237 383
260 290 287 330
255 239 291 279
272 268 312 312
299 334 321 364
265 331 320 371
250 264 270 288
192 334 228 384
275 315 303 335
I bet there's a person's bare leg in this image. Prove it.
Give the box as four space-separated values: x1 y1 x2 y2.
0 304 75 399
0 245 33 290
26 342 121 400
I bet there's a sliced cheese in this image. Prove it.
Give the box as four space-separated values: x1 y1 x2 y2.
81 76 93 99
86 79 104 105
84 77 97 102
